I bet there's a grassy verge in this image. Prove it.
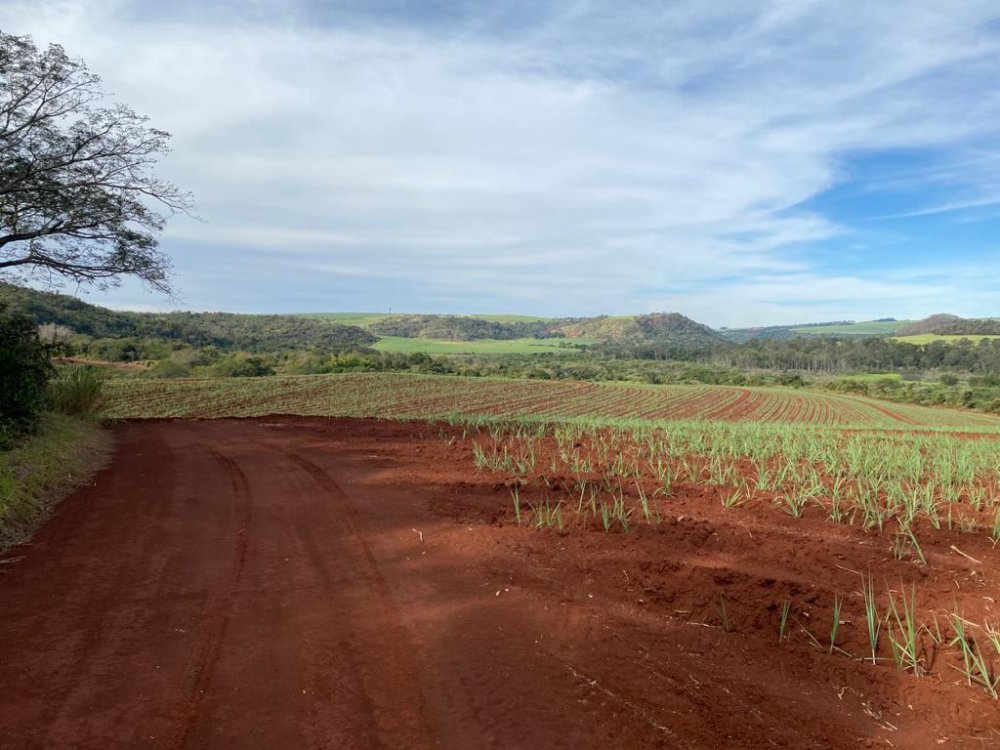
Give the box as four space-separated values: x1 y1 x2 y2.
0 414 113 553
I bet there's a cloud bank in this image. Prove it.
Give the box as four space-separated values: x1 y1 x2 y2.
2 0 1000 325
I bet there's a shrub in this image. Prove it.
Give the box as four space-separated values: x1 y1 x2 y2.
147 359 193 378
47 366 107 416
776 372 805 388
0 302 52 446
213 354 275 377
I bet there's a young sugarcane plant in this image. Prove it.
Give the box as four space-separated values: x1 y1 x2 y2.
635 480 657 524
830 594 843 655
861 573 882 666
885 585 925 676
510 485 522 526
718 595 732 632
721 486 743 510
891 527 927 567
949 613 999 699
779 599 792 643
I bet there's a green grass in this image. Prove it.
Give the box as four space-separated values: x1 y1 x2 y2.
372 335 592 354
893 334 1000 345
836 373 904 383
792 320 911 336
293 312 397 326
468 314 551 323
0 414 112 552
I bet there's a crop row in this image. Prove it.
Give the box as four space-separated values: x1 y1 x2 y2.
103 373 1000 430
457 418 1000 698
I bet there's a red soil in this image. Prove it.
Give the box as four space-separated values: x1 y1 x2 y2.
1 417 998 749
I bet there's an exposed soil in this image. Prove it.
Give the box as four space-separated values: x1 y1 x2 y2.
1 417 998 749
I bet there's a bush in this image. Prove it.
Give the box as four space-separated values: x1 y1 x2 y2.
778 373 802 387
0 302 52 446
147 359 193 378
47 367 107 415
213 354 274 377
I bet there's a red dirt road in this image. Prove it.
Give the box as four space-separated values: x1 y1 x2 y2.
1 418 998 749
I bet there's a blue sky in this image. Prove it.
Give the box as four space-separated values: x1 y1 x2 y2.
3 0 1000 327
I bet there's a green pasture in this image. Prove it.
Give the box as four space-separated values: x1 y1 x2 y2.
294 312 397 326
467 314 550 323
372 335 591 354
792 320 910 336
836 373 904 383
894 334 1000 345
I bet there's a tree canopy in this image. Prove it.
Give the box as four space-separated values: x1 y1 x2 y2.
0 31 190 293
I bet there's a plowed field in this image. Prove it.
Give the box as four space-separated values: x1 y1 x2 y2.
103 373 1000 429
1 418 998 749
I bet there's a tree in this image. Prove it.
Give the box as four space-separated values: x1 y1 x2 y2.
0 301 51 446
0 32 191 294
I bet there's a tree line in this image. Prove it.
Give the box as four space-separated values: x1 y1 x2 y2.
597 336 1000 374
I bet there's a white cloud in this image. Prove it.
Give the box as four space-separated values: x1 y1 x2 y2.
2 0 1000 324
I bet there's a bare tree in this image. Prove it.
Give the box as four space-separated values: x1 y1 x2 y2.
0 31 192 294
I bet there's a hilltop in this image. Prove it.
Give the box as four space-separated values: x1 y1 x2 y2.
303 311 725 348
896 314 1000 337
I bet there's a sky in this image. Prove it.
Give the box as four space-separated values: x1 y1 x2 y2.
3 0 1000 327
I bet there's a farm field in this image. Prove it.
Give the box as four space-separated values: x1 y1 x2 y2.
467 313 549 322
8 373 1000 748
792 320 912 335
294 311 397 326
372 334 591 354
894 334 1000 345
103 372 1000 429
2 417 999 748
835 372 903 383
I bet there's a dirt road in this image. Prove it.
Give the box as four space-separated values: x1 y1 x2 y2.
1 418 997 749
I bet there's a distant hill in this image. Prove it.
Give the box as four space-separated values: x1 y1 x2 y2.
554 313 724 346
21 284 977 354
300 311 724 348
721 319 909 342
896 314 1000 337
366 314 560 341
0 284 376 353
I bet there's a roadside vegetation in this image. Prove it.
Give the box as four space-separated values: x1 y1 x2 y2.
1 303 112 552
0 414 111 552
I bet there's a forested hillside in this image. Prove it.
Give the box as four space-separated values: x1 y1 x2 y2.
600 335 1000 373
367 314 560 340
0 284 376 352
352 311 724 347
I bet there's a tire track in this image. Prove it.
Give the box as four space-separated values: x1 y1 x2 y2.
279 450 436 749
163 448 251 750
